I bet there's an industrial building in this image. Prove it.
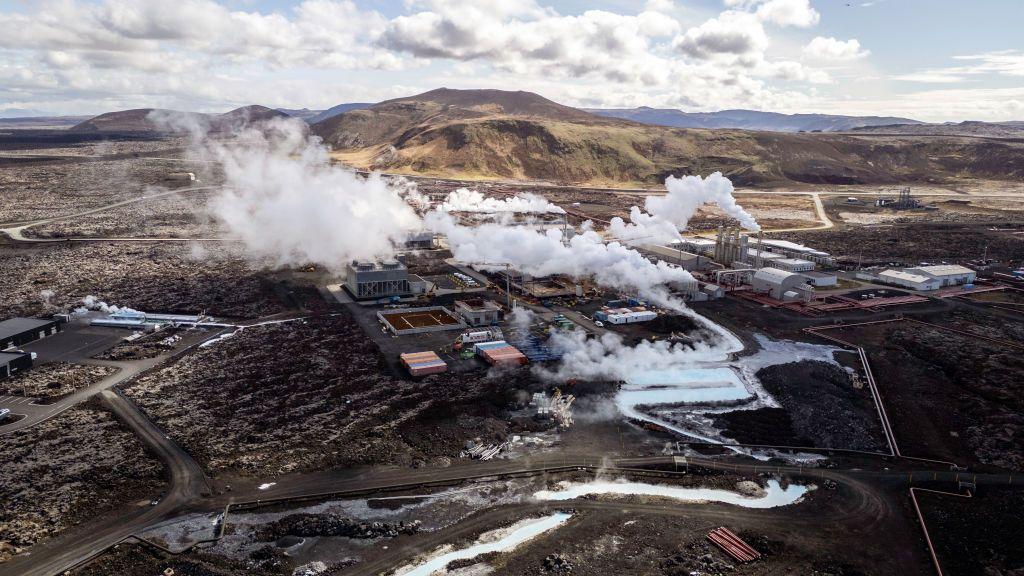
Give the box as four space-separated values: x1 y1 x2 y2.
345 260 427 300
673 237 716 255
768 258 816 273
404 231 436 250
1 351 32 379
0 318 62 351
594 307 658 324
906 264 976 287
877 270 941 291
751 268 812 301
800 271 838 287
642 245 709 271
749 238 835 266
713 227 749 266
453 299 502 327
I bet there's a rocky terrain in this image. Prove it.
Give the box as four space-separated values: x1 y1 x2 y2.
715 360 885 451
0 402 164 563
833 319 1024 469
0 242 288 319
124 312 513 477
0 362 116 400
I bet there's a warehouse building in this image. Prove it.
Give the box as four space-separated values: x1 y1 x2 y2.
800 271 838 287
594 307 658 324
751 268 812 301
906 264 976 287
877 270 940 291
750 238 835 266
1 351 32 379
454 299 502 327
642 244 709 271
1 318 62 351
768 258 816 273
673 237 716 255
345 260 427 300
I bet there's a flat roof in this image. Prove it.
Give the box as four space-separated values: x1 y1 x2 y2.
879 270 934 283
911 264 974 276
0 351 30 363
754 267 801 281
801 271 836 278
775 258 814 265
0 318 55 340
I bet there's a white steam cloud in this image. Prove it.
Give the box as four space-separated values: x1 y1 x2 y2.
425 211 695 310
172 117 422 271
74 295 139 315
150 112 746 313
608 172 759 245
440 188 565 214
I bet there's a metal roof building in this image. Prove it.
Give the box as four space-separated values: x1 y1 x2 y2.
1 318 62 351
906 265 976 287
1 351 32 379
877 270 940 291
751 268 812 301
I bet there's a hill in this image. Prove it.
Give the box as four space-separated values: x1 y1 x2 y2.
311 88 1024 187
69 105 291 135
276 107 324 121
848 121 1024 139
586 107 921 132
307 102 373 124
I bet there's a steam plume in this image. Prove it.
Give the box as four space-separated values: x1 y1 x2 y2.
425 211 695 310
608 172 759 245
440 188 565 214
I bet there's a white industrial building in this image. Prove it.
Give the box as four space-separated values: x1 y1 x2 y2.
800 271 838 288
673 237 716 255
906 264 976 287
746 248 784 264
594 307 658 324
750 238 835 266
751 268 812 301
643 244 709 271
877 270 940 291
768 258 816 273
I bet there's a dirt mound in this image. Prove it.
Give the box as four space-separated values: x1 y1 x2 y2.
256 513 419 541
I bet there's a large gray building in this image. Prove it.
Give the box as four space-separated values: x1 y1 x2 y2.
1 351 32 379
751 267 812 301
345 260 426 300
1 317 62 351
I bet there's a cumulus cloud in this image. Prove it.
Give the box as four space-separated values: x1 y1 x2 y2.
675 12 768 61
727 0 820 28
803 36 869 61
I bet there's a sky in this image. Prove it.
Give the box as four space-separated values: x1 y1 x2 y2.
0 0 1021 121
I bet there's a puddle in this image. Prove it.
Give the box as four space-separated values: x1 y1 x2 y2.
396 512 571 576
534 479 807 508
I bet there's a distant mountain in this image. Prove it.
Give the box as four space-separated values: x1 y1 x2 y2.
0 108 57 118
69 105 291 135
311 88 1024 187
585 107 922 133
0 115 90 129
849 120 1024 139
276 107 323 121
307 102 374 124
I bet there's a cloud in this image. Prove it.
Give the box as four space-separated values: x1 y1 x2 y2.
803 37 869 61
725 0 819 28
674 12 768 61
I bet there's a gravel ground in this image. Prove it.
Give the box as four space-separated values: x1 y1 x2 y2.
0 362 116 399
0 402 164 563
0 242 288 319
124 312 515 477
